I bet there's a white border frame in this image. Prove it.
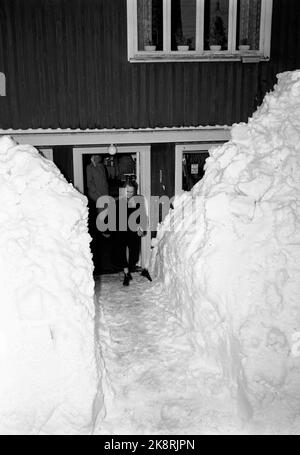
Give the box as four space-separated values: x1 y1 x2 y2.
175 142 224 196
73 145 151 269
127 0 273 62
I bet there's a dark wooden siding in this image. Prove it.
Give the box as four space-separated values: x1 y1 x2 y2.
0 0 299 130
53 145 74 183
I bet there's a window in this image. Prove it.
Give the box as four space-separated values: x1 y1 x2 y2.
182 151 210 191
175 143 225 195
127 0 273 62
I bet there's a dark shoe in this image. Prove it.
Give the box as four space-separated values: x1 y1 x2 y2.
141 268 152 282
127 272 133 281
123 273 130 286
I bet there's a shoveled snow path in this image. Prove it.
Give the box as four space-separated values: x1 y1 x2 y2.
93 274 244 435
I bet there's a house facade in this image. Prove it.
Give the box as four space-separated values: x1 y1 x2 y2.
0 0 299 265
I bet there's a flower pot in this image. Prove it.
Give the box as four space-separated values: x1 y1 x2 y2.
238 45 250 51
177 45 189 51
209 45 221 51
144 45 156 51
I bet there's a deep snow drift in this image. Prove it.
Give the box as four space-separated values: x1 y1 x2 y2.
151 70 300 433
0 136 102 435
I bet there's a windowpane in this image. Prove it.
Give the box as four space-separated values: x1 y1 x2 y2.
182 152 209 191
137 0 163 51
171 0 196 51
236 0 261 50
204 0 229 50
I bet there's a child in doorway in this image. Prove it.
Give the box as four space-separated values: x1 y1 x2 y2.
114 180 149 286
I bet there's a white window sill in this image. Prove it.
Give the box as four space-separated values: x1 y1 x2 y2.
129 51 269 63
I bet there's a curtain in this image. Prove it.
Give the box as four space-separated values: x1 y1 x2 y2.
238 0 261 49
205 0 229 49
137 0 152 49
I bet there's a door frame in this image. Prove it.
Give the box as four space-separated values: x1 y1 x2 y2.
175 142 224 196
73 145 151 269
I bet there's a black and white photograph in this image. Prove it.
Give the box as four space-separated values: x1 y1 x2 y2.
0 0 300 438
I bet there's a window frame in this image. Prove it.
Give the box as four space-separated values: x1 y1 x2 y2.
175 142 225 195
127 0 273 63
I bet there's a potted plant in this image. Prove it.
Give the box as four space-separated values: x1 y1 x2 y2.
238 37 250 51
175 31 190 51
209 15 226 51
144 39 156 51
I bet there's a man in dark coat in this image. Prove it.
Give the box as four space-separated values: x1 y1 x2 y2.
86 155 109 275
86 154 109 202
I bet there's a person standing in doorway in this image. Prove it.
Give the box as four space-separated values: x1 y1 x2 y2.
86 154 109 202
114 180 148 286
86 154 109 275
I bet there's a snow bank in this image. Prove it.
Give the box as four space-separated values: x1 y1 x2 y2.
0 136 103 434
152 71 300 433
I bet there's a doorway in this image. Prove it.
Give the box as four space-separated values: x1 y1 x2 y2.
83 152 137 273
73 146 151 274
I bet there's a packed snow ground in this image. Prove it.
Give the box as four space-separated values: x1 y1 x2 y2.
94 273 284 435
94 273 239 435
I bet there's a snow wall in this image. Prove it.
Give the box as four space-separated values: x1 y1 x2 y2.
152 71 300 433
0 136 103 434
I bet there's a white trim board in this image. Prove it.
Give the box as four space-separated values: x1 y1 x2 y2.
1 128 231 147
73 145 151 269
